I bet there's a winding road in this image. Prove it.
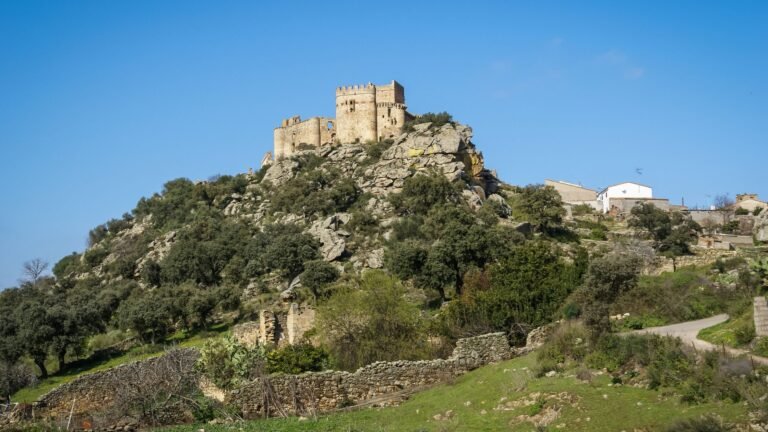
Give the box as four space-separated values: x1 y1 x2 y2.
634 314 768 365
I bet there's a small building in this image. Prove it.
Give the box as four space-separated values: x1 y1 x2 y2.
734 193 767 213
544 179 599 210
597 182 653 214
607 197 670 215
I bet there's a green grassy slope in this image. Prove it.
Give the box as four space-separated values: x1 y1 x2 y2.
161 352 748 432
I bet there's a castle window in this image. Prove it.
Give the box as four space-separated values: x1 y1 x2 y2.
327 121 333 131
387 107 391 117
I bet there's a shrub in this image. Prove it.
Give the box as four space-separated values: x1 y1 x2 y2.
266 343 329 374
196 337 267 389
115 289 175 344
440 241 582 343
83 247 109 268
755 207 764 216
734 321 756 345
316 271 431 370
403 111 453 132
537 321 590 365
108 348 199 426
571 204 594 216
363 138 394 162
664 415 733 432
300 260 340 298
735 207 750 216
511 184 566 233
755 337 768 357
0 361 37 397
575 367 593 382
579 252 642 339
270 168 361 217
389 173 461 216
52 253 81 279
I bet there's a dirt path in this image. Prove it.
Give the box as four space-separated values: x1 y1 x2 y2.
634 314 768 365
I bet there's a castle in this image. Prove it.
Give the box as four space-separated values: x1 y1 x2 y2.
272 80 413 160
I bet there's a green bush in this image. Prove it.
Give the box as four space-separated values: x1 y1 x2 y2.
266 343 329 374
270 168 361 217
83 247 108 268
403 112 453 132
536 321 589 365
664 415 733 432
300 260 340 298
734 321 756 345
735 207 749 215
316 271 432 370
755 207 764 216
755 337 768 357
52 253 82 279
389 173 461 216
571 204 594 216
363 139 394 162
196 337 267 389
511 184 566 233
440 241 583 343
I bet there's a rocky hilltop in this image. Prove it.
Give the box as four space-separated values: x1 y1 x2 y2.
77 121 507 297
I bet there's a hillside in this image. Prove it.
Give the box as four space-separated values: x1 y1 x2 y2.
159 352 748 432
2 114 767 431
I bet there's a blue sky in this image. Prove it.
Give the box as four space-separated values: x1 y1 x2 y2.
1 1 766 288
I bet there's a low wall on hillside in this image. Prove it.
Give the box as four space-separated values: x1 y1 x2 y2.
227 332 518 418
31 332 526 427
34 348 199 427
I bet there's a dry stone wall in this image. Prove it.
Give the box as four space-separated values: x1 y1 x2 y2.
35 349 199 426
227 332 517 418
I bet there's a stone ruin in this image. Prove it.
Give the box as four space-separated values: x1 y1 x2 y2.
232 303 316 347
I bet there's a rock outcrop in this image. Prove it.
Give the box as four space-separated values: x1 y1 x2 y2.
308 213 351 261
756 211 768 243
361 122 498 197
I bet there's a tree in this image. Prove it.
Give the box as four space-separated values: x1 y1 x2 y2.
16 300 56 378
579 252 642 340
299 260 340 298
316 271 430 370
440 241 583 343
22 258 49 284
386 205 522 301
116 290 175 344
513 184 566 233
629 203 701 270
713 194 734 210
389 173 461 216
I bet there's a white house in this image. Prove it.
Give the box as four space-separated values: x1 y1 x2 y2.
597 182 653 214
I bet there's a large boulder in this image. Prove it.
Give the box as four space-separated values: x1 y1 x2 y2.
756 211 768 243
262 158 299 187
360 122 499 197
307 213 351 261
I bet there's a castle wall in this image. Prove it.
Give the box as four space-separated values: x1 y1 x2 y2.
374 80 405 104
376 103 407 140
274 116 337 159
273 81 408 157
336 84 378 143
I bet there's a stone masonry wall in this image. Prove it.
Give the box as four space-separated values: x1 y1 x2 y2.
754 297 768 337
35 349 199 423
226 332 516 418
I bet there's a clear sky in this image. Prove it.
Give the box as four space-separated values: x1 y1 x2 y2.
1 1 766 288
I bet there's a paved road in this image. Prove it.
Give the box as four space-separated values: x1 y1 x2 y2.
634 314 768 365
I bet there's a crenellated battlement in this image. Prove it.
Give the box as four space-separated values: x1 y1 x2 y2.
272 80 411 160
376 102 407 109
335 83 376 96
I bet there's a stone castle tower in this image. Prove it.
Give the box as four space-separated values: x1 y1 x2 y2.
272 80 412 160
